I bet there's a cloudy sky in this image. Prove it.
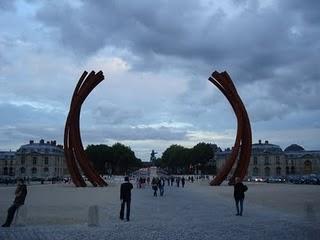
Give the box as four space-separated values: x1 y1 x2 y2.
0 0 319 161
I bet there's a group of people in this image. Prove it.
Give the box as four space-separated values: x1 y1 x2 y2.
1 176 248 227
120 176 248 221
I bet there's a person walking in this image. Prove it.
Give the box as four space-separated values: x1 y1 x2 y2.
170 177 174 186
234 177 248 216
2 179 27 227
120 176 133 221
159 178 165 196
181 177 185 188
176 177 180 187
151 177 158 197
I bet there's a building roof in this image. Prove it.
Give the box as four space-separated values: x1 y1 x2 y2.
252 140 283 154
284 144 305 152
16 139 64 156
0 151 16 161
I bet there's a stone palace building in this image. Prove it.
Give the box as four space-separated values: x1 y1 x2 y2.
214 140 320 177
0 139 67 179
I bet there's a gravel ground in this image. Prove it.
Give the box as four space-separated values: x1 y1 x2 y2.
0 180 319 240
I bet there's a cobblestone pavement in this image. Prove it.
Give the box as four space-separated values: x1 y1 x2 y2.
1 183 319 240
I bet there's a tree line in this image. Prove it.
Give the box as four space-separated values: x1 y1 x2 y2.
154 143 218 174
85 143 142 175
86 142 219 175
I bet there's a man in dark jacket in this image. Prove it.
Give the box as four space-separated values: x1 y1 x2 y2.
120 176 133 221
234 177 248 216
2 179 28 227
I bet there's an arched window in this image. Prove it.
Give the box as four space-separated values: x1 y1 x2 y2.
253 167 259 176
264 156 270 165
20 167 26 174
265 167 270 177
253 156 258 165
291 166 295 174
32 167 37 174
276 167 281 176
304 161 312 174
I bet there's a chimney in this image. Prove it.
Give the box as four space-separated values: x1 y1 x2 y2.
40 139 45 144
265 140 269 144
29 140 34 144
51 140 56 146
258 140 261 144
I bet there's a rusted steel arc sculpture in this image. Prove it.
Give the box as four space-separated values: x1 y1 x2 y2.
209 71 252 186
64 71 108 187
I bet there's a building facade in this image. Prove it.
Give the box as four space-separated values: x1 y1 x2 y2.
0 139 67 179
215 140 320 177
0 151 16 176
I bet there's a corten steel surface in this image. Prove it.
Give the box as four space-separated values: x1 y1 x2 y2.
64 71 108 187
209 71 252 186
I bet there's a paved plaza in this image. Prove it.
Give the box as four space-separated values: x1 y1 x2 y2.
0 180 320 240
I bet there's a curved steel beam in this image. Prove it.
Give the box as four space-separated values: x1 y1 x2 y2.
209 71 252 186
64 71 108 187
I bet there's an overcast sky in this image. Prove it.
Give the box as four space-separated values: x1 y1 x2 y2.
0 0 319 161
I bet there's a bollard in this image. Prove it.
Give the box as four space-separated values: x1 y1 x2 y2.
13 205 27 227
88 205 99 227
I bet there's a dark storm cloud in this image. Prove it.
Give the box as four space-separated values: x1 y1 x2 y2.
82 125 187 142
35 0 320 95
34 1 303 75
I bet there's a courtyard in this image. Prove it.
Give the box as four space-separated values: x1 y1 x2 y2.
0 180 319 240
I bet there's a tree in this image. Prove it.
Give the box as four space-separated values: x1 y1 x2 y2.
85 144 112 174
111 143 142 175
161 145 190 174
190 143 215 174
85 143 142 175
158 142 217 174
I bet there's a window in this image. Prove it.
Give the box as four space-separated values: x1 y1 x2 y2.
286 167 290 175
276 156 280 165
45 157 49 165
264 156 270 165
32 167 37 174
253 167 259 176
20 167 25 174
253 156 258 165
9 167 14 176
304 161 312 174
276 167 281 176
44 167 49 172
21 158 25 165
4 160 7 166
3 167 8 175
33 157 37 165
265 167 271 177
